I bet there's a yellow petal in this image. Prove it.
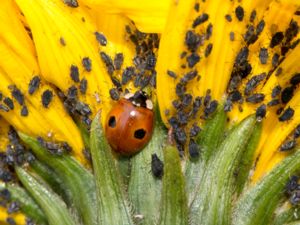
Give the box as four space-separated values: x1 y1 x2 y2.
0 118 10 151
252 42 300 183
0 0 85 163
15 0 114 125
81 0 171 33
156 0 272 126
228 0 300 123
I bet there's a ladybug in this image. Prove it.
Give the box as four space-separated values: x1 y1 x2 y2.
105 91 154 155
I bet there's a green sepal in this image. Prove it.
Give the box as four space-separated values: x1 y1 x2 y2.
233 149 300 225
190 115 256 225
235 122 262 194
0 182 47 225
185 106 226 204
90 113 133 225
18 132 98 225
159 145 188 225
273 206 300 225
128 105 167 225
15 167 75 225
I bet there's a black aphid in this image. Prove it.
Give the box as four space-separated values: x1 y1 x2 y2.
79 78 88 94
94 32 107 46
281 86 294 104
4 97 14 110
70 65 80 83
280 140 296 151
187 53 200 68
225 14 232 22
189 139 200 158
151 153 164 178
109 88 120 101
270 32 284 48
244 73 266 96
114 53 124 70
205 43 213 57
245 93 265 104
259 48 268 64
41 90 53 108
82 57 92 72
20 105 28 117
256 104 266 121
28 76 40 95
271 85 282 98
235 6 244 21
279 107 294 122
193 13 209 28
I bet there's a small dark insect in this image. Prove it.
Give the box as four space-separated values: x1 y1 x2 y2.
100 52 115 75
224 99 233 112
244 73 266 96
225 14 232 22
70 65 80 83
185 30 201 52
286 175 299 195
79 78 88 94
194 3 200 12
280 140 296 151
267 99 280 107
177 110 188 125
271 85 282 98
189 139 200 159
245 93 265 104
182 94 193 107
206 23 213 40
94 32 107 46
256 20 265 35
190 123 201 137
6 217 16 225
114 53 124 70
244 25 258 45
270 32 284 48
167 70 177 79
187 53 200 68
281 86 294 104
174 127 187 145
63 0 78 7
294 125 300 138
205 43 213 57
109 88 120 101
295 11 300 16
20 105 28 116
172 99 182 110
256 104 266 121
204 100 218 117
229 90 242 102
180 71 198 84
4 97 14 110
151 154 164 178
82 57 92 72
275 67 283 76
28 76 40 95
193 13 209 28
272 53 280 67
122 67 135 85
41 90 53 108
279 107 294 122
290 73 300 86
259 48 268 64
235 6 244 21
290 190 300 205
7 201 20 214
229 32 235 41
176 83 186 98
11 87 24 105
59 37 66 46
67 86 77 100
249 10 257 23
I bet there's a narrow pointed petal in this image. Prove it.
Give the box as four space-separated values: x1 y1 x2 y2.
82 0 171 33
15 0 114 125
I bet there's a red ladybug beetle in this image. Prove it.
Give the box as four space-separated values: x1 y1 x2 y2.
105 91 154 155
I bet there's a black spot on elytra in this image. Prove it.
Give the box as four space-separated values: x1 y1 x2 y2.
134 129 146 139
